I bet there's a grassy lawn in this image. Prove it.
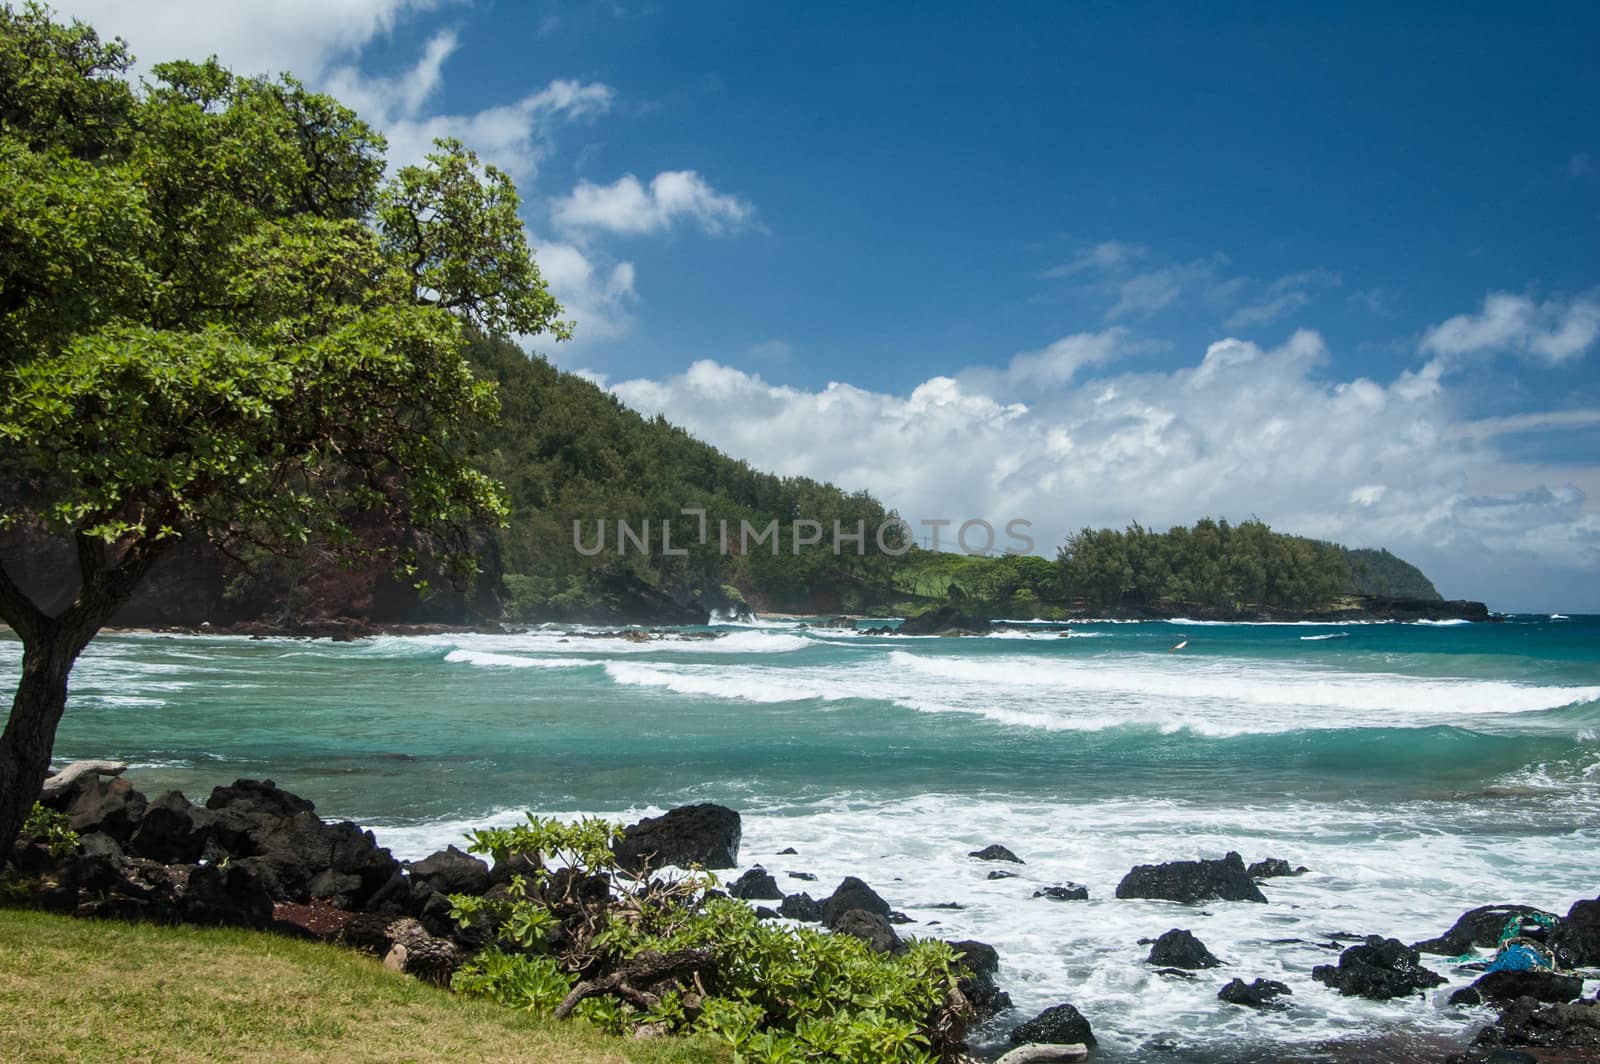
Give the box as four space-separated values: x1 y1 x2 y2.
0 908 722 1063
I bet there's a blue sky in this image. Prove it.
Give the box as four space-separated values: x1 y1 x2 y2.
65 2 1600 609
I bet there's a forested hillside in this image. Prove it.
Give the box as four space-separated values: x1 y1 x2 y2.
465 333 907 617
1344 547 1442 600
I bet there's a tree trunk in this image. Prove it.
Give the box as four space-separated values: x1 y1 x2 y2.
0 624 95 858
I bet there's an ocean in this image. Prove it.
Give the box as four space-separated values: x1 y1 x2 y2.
6 614 1599 1060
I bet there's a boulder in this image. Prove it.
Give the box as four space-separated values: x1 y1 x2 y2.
1245 858 1307 879
899 606 992 636
1413 904 1556 956
1034 884 1089 901
728 866 784 900
130 791 214 864
1552 897 1600 968
178 861 274 927
1009 1003 1096 1049
778 892 822 922
1218 977 1291 1008
820 876 891 927
988 869 1019 880
408 845 489 898
1474 997 1600 1050
970 844 1024 864
1115 851 1266 904
786 870 817 881
613 803 741 873
1311 936 1446 999
65 775 147 842
1146 928 1219 969
951 939 1013 1020
201 779 399 907
1468 970 1585 1007
831 909 902 954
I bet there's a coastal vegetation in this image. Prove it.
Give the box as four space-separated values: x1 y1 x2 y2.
448 815 968 1063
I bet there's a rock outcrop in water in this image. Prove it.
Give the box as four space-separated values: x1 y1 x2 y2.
950 939 1013 1020
1146 928 1220 969
1245 857 1307 879
1452 970 1584 1008
969 843 1024 863
1412 903 1556 956
898 606 992 636
1551 894 1600 967
1311 936 1446 999
1218 977 1291 1008
1114 851 1267 904
612 803 741 872
820 876 892 926
728 866 784 900
1009 1003 1097 1049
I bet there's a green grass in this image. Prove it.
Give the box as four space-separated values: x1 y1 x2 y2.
0 908 723 1063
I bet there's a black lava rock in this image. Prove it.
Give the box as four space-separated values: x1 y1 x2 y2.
613 803 741 873
778 892 822 922
729 866 784 900
969 844 1024 864
1146 928 1220 969
1218 977 1292 1008
1245 857 1307 879
820 876 891 927
1311 936 1447 999
1009 1003 1096 1048
1115 851 1267 904
1033 883 1089 901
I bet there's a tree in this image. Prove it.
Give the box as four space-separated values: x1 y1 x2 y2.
0 5 568 854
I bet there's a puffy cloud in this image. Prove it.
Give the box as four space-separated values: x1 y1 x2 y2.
530 238 637 346
611 329 1600 607
323 36 614 179
552 171 754 236
56 0 433 79
1421 292 1600 365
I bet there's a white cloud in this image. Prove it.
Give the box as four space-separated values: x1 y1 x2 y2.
324 39 615 180
611 329 1600 608
57 0 434 80
552 171 754 236
1421 292 1600 366
530 237 637 346
1042 241 1147 279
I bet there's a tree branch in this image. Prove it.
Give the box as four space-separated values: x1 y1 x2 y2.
0 560 48 643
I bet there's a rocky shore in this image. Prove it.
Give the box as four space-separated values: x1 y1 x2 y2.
9 766 1598 1062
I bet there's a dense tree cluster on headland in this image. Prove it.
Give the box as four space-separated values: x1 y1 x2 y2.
1054 519 1437 612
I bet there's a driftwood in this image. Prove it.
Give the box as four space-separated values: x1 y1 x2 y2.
41 760 127 798
995 1046 1090 1064
553 948 714 1019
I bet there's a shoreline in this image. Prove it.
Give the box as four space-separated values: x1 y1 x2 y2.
13 767 1599 1063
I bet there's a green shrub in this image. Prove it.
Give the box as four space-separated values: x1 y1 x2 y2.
448 814 966 1063
23 803 78 857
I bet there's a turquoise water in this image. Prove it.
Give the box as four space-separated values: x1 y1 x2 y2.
5 615 1599 1059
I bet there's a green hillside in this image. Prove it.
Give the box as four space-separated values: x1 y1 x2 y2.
465 333 907 618
1343 547 1442 600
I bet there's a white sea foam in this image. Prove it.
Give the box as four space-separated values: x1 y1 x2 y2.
1299 632 1350 641
1414 618 1472 627
443 649 603 670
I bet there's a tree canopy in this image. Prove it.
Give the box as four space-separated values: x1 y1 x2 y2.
0 3 566 852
